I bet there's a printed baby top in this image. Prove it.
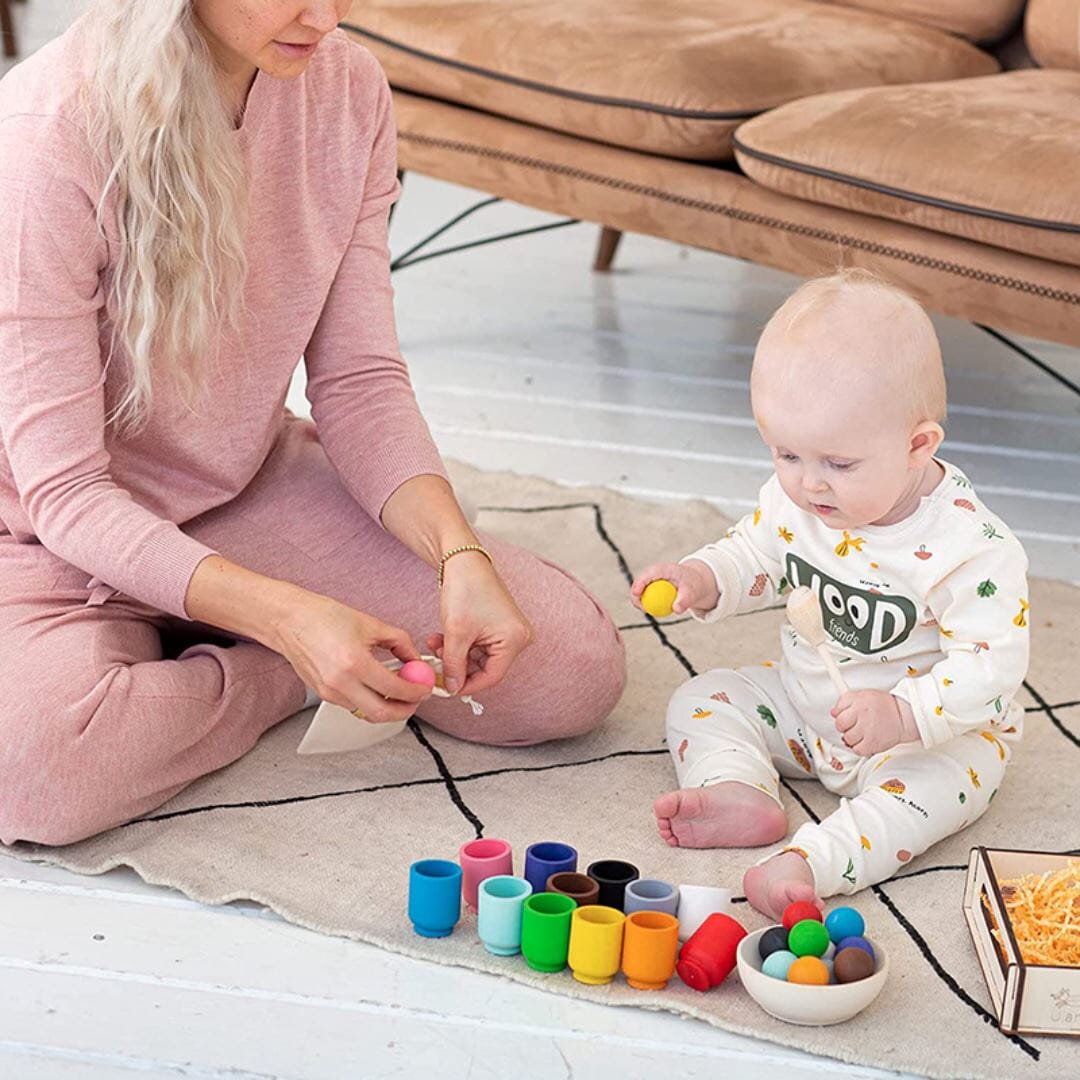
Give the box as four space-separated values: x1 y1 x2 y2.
681 460 1030 749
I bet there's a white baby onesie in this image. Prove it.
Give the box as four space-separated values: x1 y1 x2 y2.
665 459 1030 896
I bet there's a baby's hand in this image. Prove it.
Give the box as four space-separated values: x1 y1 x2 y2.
630 560 719 616
831 691 919 757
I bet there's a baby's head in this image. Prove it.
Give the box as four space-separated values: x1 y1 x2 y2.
751 269 946 531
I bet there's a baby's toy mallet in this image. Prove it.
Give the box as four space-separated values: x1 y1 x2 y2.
785 586 848 696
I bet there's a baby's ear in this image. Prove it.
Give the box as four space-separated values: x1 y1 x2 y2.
909 421 944 466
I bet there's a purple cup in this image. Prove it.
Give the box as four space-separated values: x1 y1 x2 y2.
459 838 513 912
524 841 578 895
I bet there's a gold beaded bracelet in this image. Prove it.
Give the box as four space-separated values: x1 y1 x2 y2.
437 544 494 587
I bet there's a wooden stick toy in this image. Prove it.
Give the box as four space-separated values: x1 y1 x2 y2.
785 586 849 696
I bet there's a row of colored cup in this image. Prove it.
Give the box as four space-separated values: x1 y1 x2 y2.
457 838 731 939
475 875 681 987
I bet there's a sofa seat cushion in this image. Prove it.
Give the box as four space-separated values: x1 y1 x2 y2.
733 70 1080 266
343 0 996 160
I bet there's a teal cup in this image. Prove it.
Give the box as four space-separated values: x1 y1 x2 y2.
477 875 533 956
521 891 577 973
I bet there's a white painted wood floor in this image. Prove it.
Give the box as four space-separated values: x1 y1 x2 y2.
4 5 1079 1078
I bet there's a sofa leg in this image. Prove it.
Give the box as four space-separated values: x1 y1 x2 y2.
1 0 17 60
593 227 623 273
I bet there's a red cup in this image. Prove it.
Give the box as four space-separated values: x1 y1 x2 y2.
676 912 748 992
459 838 513 912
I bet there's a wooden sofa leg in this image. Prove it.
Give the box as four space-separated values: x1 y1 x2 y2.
1 0 17 61
593 227 623 272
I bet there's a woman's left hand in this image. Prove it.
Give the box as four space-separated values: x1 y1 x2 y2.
427 552 533 697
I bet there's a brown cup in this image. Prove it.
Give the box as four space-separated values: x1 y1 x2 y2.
546 871 600 907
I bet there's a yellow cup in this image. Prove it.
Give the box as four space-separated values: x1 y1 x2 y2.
621 911 680 990
567 905 626 985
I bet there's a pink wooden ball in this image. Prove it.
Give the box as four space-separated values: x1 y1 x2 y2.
399 660 437 688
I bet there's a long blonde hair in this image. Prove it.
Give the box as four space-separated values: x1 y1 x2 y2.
85 0 248 431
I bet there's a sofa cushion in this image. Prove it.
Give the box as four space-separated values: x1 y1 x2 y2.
733 70 1080 266
822 1 1024 43
1026 0 1080 69
343 0 997 160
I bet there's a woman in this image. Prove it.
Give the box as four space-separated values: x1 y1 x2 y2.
0 1 626 846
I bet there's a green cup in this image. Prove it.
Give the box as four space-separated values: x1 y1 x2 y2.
521 891 577 972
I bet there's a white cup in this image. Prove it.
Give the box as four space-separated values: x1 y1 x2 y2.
677 883 733 941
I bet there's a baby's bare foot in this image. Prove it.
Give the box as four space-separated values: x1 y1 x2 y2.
653 782 787 849
743 851 822 919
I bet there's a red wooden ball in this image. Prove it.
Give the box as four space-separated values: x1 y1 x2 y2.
782 900 823 932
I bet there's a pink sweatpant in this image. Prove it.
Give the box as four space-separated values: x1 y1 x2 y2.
0 419 627 846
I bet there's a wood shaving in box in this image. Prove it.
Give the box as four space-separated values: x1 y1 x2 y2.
990 860 1080 967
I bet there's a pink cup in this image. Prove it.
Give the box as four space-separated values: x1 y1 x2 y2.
459 838 513 912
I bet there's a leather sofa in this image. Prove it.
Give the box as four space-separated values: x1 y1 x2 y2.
342 0 1080 347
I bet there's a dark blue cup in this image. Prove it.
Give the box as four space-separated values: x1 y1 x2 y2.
524 841 578 895
408 859 463 938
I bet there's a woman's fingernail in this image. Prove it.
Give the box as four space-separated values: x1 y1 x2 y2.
445 677 460 694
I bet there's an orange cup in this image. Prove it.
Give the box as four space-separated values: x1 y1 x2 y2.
621 911 680 990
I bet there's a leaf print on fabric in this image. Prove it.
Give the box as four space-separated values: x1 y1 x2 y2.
952 474 972 488
834 531 865 557
872 755 892 772
958 791 967 804
778 575 789 593
842 859 856 886
985 695 1003 714
976 579 998 598
1013 598 1029 628
778 526 794 544
982 523 1003 541
757 705 777 728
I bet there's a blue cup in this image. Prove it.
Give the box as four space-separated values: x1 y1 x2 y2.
524 841 578 895
408 859 462 938
477 875 533 956
624 878 680 917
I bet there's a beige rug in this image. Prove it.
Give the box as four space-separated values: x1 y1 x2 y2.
5 464 1079 1079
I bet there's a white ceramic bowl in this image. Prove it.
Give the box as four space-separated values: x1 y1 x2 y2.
737 928 889 1026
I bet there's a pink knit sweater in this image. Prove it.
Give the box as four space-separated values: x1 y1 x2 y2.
0 22 447 619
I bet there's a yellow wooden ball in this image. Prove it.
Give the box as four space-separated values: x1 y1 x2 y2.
641 579 677 618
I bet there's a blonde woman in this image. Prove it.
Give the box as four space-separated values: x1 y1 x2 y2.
0 1 626 846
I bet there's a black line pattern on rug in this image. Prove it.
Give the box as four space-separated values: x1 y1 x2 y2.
872 882 1039 1061
129 775 449 825
478 501 698 677
407 719 485 839
1024 679 1080 750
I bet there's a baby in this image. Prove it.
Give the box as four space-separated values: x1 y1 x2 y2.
632 270 1029 918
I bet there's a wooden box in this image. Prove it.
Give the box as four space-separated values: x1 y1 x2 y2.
964 846 1080 1037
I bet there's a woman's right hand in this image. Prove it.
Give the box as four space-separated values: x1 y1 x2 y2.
629 559 719 616
269 590 432 723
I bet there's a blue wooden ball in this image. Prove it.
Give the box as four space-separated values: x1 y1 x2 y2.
824 906 865 944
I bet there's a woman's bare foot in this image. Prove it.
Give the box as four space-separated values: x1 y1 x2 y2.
743 851 822 919
653 782 787 849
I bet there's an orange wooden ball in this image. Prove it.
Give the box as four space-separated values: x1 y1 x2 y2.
786 956 830 985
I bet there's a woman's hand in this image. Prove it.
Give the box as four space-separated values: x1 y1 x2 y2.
270 590 432 723
630 559 719 616
426 551 533 697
